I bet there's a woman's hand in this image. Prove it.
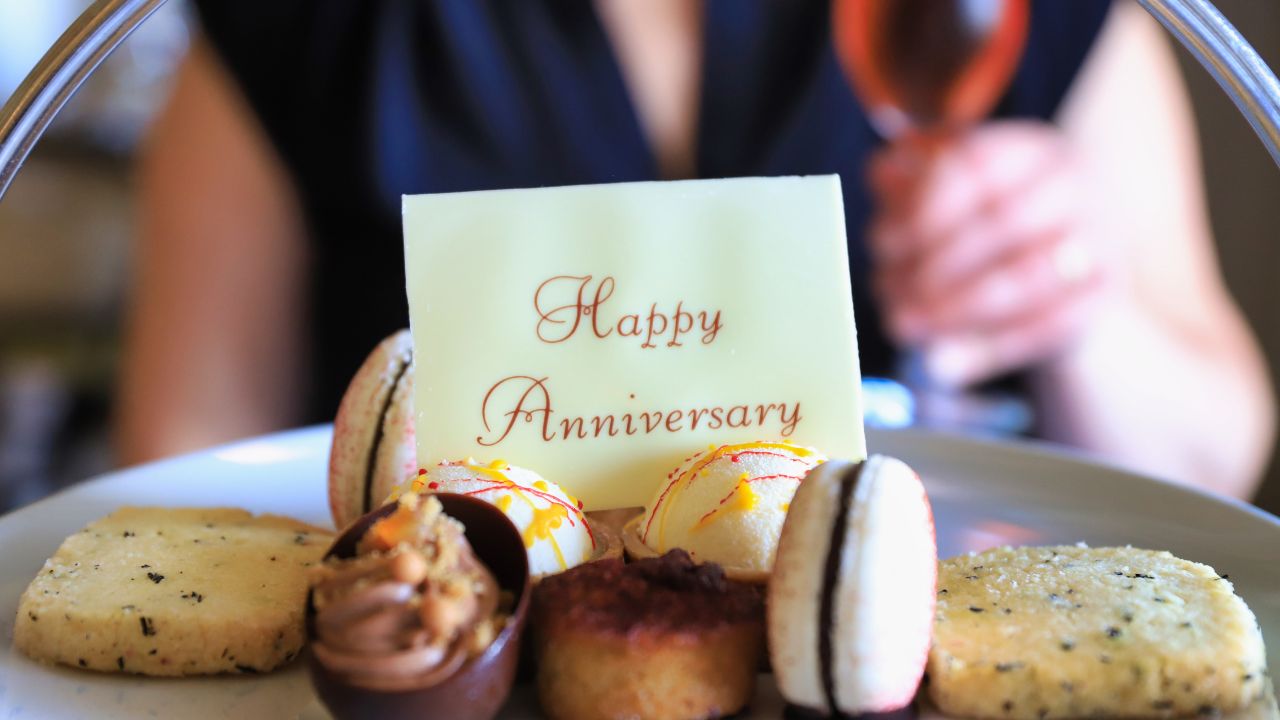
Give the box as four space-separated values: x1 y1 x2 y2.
867 121 1111 387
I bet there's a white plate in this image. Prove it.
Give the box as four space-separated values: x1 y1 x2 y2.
0 426 1275 719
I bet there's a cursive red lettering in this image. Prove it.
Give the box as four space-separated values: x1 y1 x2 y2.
475 383 803 444
700 310 723 345
532 274 723 349
779 402 802 436
756 403 781 427
559 416 587 440
588 276 616 339
667 301 693 347
534 276 592 344
617 314 642 336
640 303 668 349
476 375 554 446
590 415 619 438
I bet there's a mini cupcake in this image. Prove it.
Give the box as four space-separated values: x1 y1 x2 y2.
532 550 764 720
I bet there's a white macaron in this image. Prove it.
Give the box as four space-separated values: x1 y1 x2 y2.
768 455 937 715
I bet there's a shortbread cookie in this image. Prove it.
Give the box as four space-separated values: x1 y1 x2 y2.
14 506 330 676
930 545 1269 719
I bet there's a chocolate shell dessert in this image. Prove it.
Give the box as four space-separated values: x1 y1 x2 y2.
308 493 530 720
532 549 764 720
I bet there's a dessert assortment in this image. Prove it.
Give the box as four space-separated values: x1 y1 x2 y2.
6 174 1275 719
10 328 1275 720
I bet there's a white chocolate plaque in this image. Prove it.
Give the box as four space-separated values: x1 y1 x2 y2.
403 176 865 509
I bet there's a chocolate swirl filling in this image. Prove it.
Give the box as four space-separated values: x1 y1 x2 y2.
310 498 503 692
363 351 412 515
819 460 865 716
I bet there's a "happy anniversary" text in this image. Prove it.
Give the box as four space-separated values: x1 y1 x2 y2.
534 275 723 348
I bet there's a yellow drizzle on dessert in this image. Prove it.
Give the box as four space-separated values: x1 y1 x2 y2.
444 459 590 571
525 503 570 569
692 473 758 531
644 441 818 548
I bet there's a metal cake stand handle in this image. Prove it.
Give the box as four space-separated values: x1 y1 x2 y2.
0 0 165 201
1 0 1279 203
1139 0 1280 163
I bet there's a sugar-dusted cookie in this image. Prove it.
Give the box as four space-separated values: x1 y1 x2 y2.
930 545 1269 719
14 506 331 676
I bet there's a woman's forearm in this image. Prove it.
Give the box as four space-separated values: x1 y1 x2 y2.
116 41 308 466
1038 3 1275 500
1032 294 1274 500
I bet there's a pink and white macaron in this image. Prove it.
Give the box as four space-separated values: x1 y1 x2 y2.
768 455 937 716
328 329 418 531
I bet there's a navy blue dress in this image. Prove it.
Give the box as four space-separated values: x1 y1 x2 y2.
192 0 1113 422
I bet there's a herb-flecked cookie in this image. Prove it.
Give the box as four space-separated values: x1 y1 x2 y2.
930 545 1268 720
14 506 330 676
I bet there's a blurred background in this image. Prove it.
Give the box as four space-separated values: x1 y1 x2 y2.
0 0 1277 513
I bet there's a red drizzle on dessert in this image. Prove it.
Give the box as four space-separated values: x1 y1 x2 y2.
391 459 598 576
642 440 823 546
420 460 593 548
